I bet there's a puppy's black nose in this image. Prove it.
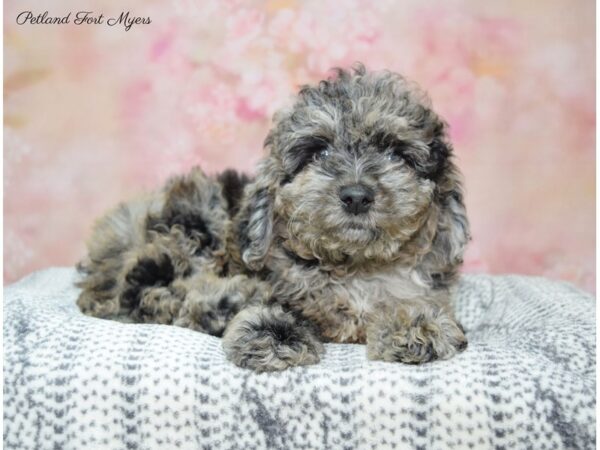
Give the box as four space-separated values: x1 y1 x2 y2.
339 184 374 215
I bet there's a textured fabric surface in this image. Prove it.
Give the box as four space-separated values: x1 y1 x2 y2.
3 268 596 449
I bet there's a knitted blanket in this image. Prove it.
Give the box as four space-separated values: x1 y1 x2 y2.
3 268 596 449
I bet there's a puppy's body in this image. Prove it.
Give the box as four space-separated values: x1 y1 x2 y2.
77 66 470 371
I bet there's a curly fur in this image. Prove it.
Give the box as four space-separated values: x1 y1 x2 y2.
77 64 470 371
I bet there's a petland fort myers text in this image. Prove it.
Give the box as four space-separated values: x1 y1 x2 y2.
16 11 151 31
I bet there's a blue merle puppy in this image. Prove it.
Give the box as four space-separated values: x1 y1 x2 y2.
77 65 470 372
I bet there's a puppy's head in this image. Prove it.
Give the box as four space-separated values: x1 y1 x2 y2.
239 65 469 280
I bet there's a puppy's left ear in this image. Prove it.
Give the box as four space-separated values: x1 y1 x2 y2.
235 158 278 271
419 137 471 288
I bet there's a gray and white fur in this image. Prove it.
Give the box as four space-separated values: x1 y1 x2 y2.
77 65 470 372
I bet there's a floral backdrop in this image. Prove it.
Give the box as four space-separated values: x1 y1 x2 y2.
4 0 595 292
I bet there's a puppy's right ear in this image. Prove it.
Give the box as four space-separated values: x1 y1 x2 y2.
236 158 278 271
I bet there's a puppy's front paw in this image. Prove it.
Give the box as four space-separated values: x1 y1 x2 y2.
222 305 324 372
367 307 467 364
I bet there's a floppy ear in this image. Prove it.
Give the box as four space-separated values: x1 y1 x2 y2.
236 158 278 271
419 145 471 288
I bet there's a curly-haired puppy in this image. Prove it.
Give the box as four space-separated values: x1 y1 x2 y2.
77 65 470 372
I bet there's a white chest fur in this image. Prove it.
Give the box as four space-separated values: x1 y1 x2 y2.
331 266 431 314
273 260 431 343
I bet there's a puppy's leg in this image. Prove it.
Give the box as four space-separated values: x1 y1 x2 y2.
77 281 121 318
130 272 271 331
222 304 324 372
134 286 184 324
366 299 467 364
174 273 270 337
118 230 195 318
121 252 178 309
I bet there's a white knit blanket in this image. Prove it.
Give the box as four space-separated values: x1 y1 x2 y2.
3 268 596 449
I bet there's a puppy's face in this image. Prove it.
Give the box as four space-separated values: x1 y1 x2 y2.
266 68 451 263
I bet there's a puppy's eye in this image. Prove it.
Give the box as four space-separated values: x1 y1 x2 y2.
386 144 407 163
387 150 401 162
314 148 330 161
285 136 331 179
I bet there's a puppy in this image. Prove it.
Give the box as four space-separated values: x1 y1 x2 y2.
77 65 470 372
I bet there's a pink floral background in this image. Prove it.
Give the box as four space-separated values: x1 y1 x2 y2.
4 0 595 292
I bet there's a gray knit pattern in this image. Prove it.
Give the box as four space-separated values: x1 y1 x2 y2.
4 268 596 449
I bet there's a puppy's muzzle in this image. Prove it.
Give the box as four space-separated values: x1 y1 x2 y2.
339 184 374 215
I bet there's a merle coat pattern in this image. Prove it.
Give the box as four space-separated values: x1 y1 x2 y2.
77 65 470 372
